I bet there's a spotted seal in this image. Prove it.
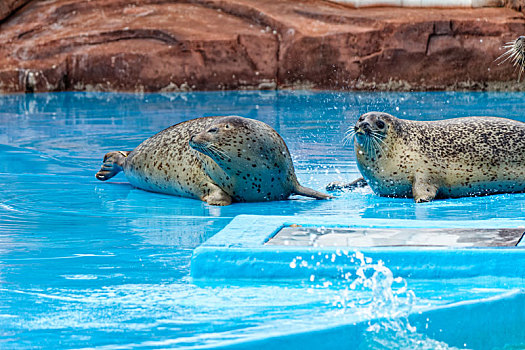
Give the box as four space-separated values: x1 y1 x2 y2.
96 116 331 205
328 112 525 202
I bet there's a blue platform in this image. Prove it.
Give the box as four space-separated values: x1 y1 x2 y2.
191 215 525 349
191 215 525 281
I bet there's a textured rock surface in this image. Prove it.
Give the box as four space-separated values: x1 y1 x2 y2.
506 0 525 11
0 0 30 21
0 0 524 93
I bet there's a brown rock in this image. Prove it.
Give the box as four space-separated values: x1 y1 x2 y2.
506 0 525 12
0 0 524 93
0 0 30 22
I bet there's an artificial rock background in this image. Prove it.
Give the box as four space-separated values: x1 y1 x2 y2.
0 0 525 93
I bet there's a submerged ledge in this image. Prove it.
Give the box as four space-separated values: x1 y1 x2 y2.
1 1 525 93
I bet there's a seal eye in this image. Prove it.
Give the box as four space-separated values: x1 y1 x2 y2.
376 120 385 129
208 127 219 133
224 124 231 129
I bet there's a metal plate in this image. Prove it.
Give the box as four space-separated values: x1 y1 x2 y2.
266 226 525 247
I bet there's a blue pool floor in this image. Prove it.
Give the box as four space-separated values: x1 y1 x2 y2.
1 91 525 349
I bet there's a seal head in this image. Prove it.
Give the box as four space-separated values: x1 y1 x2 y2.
353 112 394 160
351 112 414 199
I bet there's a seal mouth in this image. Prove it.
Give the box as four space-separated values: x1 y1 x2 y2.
352 122 387 159
343 123 371 146
354 123 372 136
188 135 201 149
354 127 366 136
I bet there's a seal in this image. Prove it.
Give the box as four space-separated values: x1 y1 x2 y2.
328 112 525 202
96 116 331 205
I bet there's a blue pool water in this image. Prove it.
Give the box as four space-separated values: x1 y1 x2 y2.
1 91 525 349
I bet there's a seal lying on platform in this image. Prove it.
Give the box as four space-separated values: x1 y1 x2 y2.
96 116 331 205
327 112 525 202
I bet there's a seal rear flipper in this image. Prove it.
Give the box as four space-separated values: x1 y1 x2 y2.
95 151 130 181
294 185 333 200
201 183 232 206
326 177 368 192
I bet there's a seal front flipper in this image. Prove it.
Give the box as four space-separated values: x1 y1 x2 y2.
412 173 439 203
294 185 333 200
326 177 368 192
95 151 130 181
201 183 232 206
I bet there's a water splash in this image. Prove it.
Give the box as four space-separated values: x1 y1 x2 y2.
292 250 465 350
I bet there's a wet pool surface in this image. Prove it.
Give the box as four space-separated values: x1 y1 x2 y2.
1 91 525 349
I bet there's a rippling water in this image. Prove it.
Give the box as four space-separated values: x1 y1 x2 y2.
1 91 525 349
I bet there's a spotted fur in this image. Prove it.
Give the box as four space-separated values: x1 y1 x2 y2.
95 116 331 205
346 112 525 202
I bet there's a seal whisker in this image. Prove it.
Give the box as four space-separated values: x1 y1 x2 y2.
372 135 383 156
495 46 521 65
200 147 215 160
199 145 221 162
370 137 380 157
497 36 525 81
344 129 356 137
209 145 231 161
369 130 383 141
367 136 374 157
369 134 385 156
209 147 226 161
369 131 385 146
495 51 514 65
366 135 373 158
343 129 356 146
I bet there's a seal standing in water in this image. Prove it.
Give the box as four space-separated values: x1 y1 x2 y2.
96 116 331 205
329 112 525 202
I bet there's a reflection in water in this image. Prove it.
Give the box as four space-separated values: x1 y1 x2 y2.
1 91 525 348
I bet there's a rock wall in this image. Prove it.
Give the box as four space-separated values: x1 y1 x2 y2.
506 0 525 11
0 0 30 21
0 0 524 93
